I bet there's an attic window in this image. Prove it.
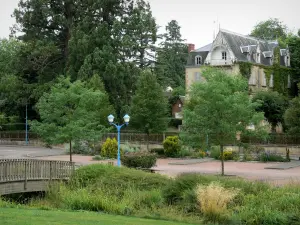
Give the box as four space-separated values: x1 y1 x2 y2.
222 52 227 60
195 55 202 65
280 49 287 56
240 46 250 53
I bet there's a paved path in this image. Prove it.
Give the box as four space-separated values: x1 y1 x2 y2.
34 155 300 185
2 146 299 186
0 145 65 159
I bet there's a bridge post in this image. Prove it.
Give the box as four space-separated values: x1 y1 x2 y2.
24 161 27 190
50 161 52 181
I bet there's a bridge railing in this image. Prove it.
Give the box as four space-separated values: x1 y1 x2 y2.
0 159 75 183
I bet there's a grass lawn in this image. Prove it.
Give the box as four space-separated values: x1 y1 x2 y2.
0 208 194 225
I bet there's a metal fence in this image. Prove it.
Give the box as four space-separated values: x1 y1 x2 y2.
1 131 300 146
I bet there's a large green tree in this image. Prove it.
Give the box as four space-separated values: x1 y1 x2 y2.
155 20 188 88
130 70 169 149
30 77 114 161
252 91 288 132
250 18 288 41
182 68 266 175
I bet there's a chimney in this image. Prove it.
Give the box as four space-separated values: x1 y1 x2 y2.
188 44 195 53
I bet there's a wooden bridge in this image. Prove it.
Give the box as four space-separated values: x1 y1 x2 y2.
0 159 75 196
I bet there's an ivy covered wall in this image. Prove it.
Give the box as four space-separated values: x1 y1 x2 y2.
238 47 296 96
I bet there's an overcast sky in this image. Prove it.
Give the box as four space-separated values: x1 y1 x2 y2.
1 0 299 48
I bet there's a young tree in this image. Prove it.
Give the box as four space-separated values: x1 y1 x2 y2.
252 91 288 132
30 77 114 161
182 68 266 175
130 70 169 149
284 89 300 135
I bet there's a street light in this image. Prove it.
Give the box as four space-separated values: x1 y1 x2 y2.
107 114 130 166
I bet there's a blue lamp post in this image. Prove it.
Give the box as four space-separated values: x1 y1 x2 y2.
107 114 130 167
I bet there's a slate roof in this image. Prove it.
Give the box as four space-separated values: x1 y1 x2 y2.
186 29 289 67
193 43 212 52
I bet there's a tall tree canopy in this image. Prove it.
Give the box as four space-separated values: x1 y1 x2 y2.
250 18 288 40
182 68 266 175
155 20 188 88
252 91 288 132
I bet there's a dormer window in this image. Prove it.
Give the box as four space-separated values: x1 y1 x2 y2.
195 55 202 65
222 52 227 60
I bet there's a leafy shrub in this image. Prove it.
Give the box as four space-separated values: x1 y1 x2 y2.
259 152 287 162
222 148 239 161
196 182 239 223
72 140 94 155
122 142 140 154
92 155 110 161
101 138 122 159
210 146 220 159
150 148 165 156
121 152 157 169
162 173 216 204
242 153 253 161
163 136 181 157
70 164 168 190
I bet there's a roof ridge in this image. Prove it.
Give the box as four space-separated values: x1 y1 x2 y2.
219 28 260 42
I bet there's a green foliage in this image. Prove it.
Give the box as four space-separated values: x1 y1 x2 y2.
284 95 300 135
150 148 165 156
250 18 288 40
238 62 252 80
222 149 239 161
181 68 267 175
72 141 94 155
259 152 287 162
30 77 113 160
163 136 181 157
155 20 188 88
210 146 221 160
252 91 288 131
70 164 169 190
101 138 120 159
286 34 300 76
121 152 157 169
130 71 169 148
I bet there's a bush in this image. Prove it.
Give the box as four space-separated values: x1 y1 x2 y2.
122 142 140 154
196 182 239 223
163 136 181 157
72 140 94 155
210 146 220 159
121 152 157 169
259 152 287 162
222 148 239 161
150 148 165 156
101 138 122 159
70 164 168 190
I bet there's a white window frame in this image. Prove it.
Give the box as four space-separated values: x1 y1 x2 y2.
222 51 227 60
195 55 202 65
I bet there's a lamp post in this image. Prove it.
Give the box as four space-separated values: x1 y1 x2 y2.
25 104 28 145
107 114 130 167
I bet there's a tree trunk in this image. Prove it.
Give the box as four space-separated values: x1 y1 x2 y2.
69 140 72 162
63 0 73 71
146 133 149 151
220 145 224 176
